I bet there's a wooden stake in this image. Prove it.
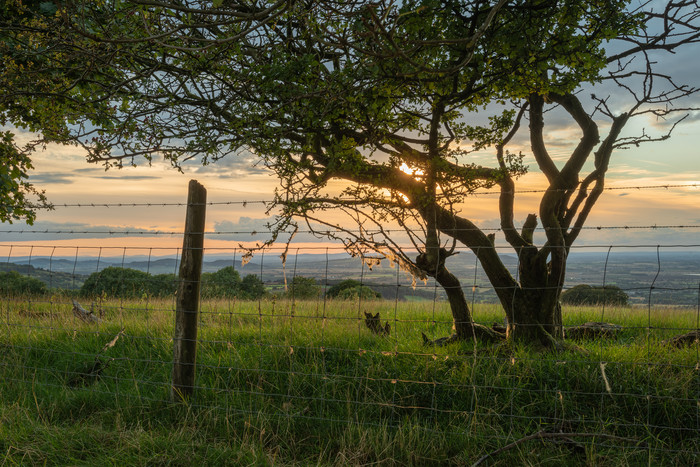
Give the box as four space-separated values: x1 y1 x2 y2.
171 180 206 402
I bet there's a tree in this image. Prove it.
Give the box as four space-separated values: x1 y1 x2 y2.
243 0 698 345
240 274 266 300
287 276 321 300
561 284 629 307
80 267 175 299
0 0 60 223
337 286 382 301
0 270 47 296
327 279 381 300
1 0 288 222
2 1 698 345
202 266 242 299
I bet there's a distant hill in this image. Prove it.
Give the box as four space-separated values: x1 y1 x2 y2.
3 250 698 304
0 263 86 290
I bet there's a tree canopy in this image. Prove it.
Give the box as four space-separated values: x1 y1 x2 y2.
287 276 321 299
201 266 267 299
2 0 698 345
80 267 176 299
326 279 382 300
0 270 47 296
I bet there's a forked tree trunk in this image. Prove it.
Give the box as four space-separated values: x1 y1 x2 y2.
418 250 501 342
507 289 564 346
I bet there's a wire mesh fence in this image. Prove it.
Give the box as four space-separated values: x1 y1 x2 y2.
1 192 699 464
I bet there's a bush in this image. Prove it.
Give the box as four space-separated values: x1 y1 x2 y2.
80 267 175 299
240 274 266 299
336 285 382 300
561 284 629 306
0 271 47 296
326 279 362 298
201 268 266 299
148 273 177 297
79 266 264 300
287 276 321 299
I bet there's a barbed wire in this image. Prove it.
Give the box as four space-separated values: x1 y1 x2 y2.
0 183 697 210
1 224 700 237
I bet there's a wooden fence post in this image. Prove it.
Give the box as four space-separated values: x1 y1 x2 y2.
171 179 207 402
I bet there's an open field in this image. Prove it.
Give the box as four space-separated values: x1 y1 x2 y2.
2 297 699 465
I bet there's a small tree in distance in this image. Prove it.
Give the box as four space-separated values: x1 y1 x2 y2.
561 285 629 307
201 266 242 299
337 286 383 301
287 277 322 300
0 271 47 297
240 274 266 300
327 280 382 300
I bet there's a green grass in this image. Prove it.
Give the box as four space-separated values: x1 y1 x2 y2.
1 297 699 465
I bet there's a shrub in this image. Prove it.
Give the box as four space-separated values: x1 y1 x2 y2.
326 279 363 298
336 285 382 300
561 284 629 306
148 273 177 297
287 276 321 299
80 267 175 299
80 267 149 298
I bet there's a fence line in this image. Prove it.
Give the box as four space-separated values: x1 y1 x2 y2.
3 224 700 237
1 197 699 463
1 182 698 211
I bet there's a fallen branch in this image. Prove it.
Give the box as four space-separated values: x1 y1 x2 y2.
67 327 124 388
72 299 100 324
600 362 612 394
364 311 390 336
661 330 700 348
471 430 643 466
101 327 125 352
566 322 621 340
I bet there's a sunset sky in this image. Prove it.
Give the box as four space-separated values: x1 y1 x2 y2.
2 111 697 260
2 39 699 260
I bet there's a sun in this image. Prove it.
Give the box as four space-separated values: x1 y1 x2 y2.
399 162 424 178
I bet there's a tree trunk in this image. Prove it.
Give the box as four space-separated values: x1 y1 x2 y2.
434 265 474 339
507 287 564 347
417 250 503 343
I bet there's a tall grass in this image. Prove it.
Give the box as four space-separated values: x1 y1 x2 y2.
1 296 698 465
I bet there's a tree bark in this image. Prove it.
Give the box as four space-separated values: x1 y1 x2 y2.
416 250 503 343
507 290 564 347
434 265 474 339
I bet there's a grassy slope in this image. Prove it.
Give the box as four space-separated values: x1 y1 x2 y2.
1 298 699 465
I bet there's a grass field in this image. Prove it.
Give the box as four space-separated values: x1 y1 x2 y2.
1 296 699 465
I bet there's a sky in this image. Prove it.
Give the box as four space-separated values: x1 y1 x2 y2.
1 21 699 262
2 108 697 262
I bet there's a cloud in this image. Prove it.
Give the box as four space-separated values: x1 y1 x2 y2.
73 167 104 174
183 149 270 177
0 220 169 242
212 216 327 243
98 175 161 181
29 173 75 185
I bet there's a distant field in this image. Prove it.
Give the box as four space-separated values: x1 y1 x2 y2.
1 297 698 465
